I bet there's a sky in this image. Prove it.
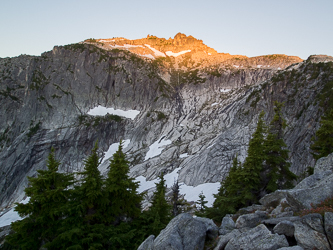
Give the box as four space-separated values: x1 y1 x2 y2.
1 0 332 60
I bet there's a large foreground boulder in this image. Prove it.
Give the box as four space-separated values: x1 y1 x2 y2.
138 213 218 250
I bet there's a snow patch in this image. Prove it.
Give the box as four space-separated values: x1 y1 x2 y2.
211 103 219 107
135 168 181 193
0 198 30 227
135 168 220 207
165 50 191 57
145 44 166 57
179 182 220 207
179 153 189 158
208 53 212 55
101 139 130 164
257 65 262 68
145 137 172 161
233 65 239 68
109 44 144 49
87 105 140 120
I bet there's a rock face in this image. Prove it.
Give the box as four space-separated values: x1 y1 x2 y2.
0 34 332 210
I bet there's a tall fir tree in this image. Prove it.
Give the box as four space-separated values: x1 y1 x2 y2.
207 155 243 221
311 109 333 160
241 110 267 203
263 102 296 193
148 172 171 235
195 191 208 217
5 148 74 249
104 140 143 225
208 112 266 221
171 180 181 217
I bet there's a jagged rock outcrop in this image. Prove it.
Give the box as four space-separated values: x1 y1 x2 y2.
0 34 332 211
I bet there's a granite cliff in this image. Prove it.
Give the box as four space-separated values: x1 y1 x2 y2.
0 33 332 211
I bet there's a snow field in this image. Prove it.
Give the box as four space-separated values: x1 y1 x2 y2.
87 105 140 120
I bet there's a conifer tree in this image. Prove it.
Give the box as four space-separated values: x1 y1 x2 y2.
104 140 143 225
263 102 296 193
311 109 333 160
207 155 243 221
208 112 266 221
148 172 171 235
241 110 267 204
195 191 208 217
5 148 73 249
171 180 181 217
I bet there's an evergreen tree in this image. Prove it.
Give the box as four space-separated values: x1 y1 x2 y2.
263 102 296 193
195 191 208 217
5 148 73 249
147 172 171 235
241 110 267 204
207 155 243 221
208 112 266 221
311 109 333 160
104 140 143 225
171 180 181 217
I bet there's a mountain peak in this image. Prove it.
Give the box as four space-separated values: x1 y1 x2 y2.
83 34 303 70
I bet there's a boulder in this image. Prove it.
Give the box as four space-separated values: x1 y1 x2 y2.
238 204 265 214
219 214 235 235
324 212 333 247
260 174 333 211
235 211 268 229
214 229 241 250
294 170 332 190
142 213 218 250
225 224 289 250
260 153 333 212
137 235 155 250
314 152 333 174
294 213 330 250
194 216 219 240
273 220 295 237
263 216 301 226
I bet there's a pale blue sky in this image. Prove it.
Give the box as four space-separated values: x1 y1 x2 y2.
1 0 332 59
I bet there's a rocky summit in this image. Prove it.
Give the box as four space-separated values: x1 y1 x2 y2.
0 33 332 214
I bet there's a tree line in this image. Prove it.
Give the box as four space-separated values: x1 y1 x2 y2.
1 143 177 249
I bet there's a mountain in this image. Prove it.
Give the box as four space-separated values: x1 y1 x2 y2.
0 33 332 211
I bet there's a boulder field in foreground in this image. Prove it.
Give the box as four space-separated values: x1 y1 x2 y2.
139 153 333 250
